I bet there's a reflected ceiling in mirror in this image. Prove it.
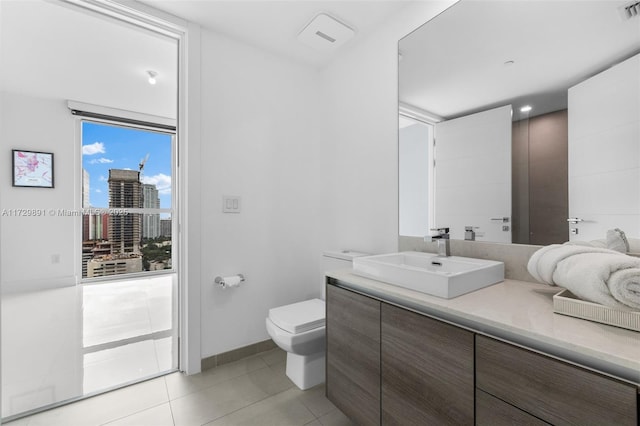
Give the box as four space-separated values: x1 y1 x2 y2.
399 0 640 122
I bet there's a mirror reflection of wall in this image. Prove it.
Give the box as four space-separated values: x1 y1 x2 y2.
399 114 433 236
568 53 640 242
435 105 512 243
398 0 640 246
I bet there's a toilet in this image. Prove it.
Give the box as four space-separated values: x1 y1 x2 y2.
265 250 368 390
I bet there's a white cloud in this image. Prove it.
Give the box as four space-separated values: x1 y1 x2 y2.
95 189 102 193
89 157 114 164
82 142 105 156
142 173 172 195
99 175 107 182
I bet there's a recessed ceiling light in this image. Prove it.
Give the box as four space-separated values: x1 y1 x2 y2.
520 105 532 112
147 70 158 85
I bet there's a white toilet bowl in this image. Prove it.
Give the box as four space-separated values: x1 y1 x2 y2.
266 299 325 390
266 250 369 390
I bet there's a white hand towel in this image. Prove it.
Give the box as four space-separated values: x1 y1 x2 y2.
527 244 640 310
527 244 615 285
553 252 640 310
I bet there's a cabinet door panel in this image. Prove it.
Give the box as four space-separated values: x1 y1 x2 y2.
326 285 380 426
476 389 550 426
476 335 638 426
381 303 474 425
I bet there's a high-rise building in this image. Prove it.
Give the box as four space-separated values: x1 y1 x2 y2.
160 218 172 238
108 169 142 254
83 212 109 241
82 169 90 208
142 183 161 239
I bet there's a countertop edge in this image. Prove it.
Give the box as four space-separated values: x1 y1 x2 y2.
326 269 640 386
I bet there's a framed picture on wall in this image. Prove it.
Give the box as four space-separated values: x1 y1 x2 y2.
12 150 54 188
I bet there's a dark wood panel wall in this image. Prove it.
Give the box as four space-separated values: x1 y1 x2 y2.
512 109 569 245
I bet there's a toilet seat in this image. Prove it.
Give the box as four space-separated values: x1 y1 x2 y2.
268 298 325 334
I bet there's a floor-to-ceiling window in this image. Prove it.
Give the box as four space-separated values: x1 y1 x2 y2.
79 118 178 395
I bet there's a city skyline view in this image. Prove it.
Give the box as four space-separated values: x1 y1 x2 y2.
82 121 173 210
81 121 174 277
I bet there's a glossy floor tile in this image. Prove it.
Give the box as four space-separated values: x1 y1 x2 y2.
1 275 176 419
8 349 354 426
83 338 173 394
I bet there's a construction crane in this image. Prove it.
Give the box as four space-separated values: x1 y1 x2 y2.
138 153 150 185
139 153 149 175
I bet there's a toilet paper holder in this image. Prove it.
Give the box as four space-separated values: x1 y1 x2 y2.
214 274 245 287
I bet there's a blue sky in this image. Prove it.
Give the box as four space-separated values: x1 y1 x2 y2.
82 121 172 209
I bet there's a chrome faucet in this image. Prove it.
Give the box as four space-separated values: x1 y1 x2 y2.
426 227 451 257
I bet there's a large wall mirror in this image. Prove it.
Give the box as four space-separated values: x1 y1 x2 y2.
399 0 640 246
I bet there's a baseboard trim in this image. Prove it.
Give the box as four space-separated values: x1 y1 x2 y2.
201 339 277 371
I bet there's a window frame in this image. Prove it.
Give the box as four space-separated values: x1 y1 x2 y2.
76 116 177 284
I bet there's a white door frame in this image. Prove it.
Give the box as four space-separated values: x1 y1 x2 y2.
63 0 202 375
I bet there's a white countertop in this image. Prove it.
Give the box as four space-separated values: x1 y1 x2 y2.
326 269 640 385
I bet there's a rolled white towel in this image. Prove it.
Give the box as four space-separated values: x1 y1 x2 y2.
528 244 640 310
553 252 640 310
527 244 616 285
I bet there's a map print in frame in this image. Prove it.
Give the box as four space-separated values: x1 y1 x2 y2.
12 150 54 188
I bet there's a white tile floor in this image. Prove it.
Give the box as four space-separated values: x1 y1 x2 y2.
7 348 354 426
1 276 176 419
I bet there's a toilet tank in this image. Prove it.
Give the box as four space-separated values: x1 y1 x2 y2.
321 250 369 299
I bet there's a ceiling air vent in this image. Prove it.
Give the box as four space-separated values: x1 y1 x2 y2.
622 1 640 19
297 13 355 52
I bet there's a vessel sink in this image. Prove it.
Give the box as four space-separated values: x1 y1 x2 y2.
352 251 504 299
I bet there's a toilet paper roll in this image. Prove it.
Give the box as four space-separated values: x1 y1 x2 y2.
217 275 243 289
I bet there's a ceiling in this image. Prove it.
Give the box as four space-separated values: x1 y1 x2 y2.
0 0 179 118
399 0 640 121
138 0 411 67
4 1 638 125
0 0 412 119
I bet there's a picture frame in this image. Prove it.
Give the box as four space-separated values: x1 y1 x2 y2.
12 150 54 188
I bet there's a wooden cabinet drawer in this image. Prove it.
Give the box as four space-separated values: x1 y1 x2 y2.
381 303 474 425
476 389 550 425
326 285 381 426
476 335 638 426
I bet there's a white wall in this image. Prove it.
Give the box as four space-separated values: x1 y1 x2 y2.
568 53 640 241
198 30 327 357
196 1 456 358
0 93 78 293
195 0 456 357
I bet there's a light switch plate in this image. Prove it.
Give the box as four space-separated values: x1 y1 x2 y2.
223 195 241 213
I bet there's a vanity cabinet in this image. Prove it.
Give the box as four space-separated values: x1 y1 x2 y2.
326 285 381 425
381 303 474 425
326 283 639 426
326 284 474 425
476 335 638 426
